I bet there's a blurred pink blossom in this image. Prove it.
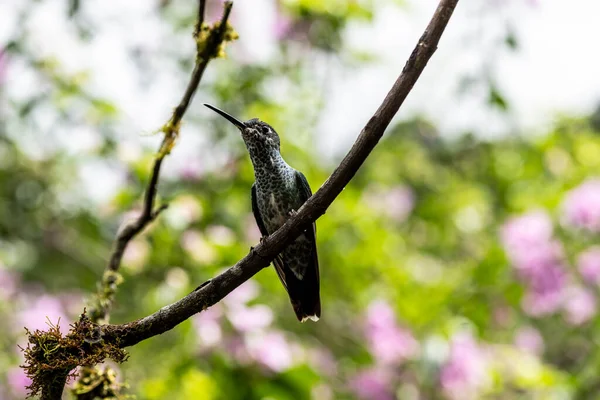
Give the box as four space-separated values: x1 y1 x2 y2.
364 185 415 223
501 210 554 265
563 286 597 325
501 211 567 316
206 225 236 246
205 1 227 22
365 300 419 365
349 367 393 400
578 247 600 284
226 336 252 366
521 263 566 316
18 295 70 333
273 11 292 40
384 186 416 222
514 326 544 355
7 367 31 397
122 240 150 272
227 304 273 333
512 240 564 279
244 214 262 243
562 179 600 232
178 158 204 181
167 196 203 229
0 265 19 299
223 280 259 308
181 230 216 264
308 348 338 376
245 331 294 372
440 334 488 400
192 305 223 347
0 49 6 85
58 292 84 317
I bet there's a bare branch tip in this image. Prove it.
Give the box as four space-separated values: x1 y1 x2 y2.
152 204 169 219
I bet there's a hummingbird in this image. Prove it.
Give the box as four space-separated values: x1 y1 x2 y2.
204 104 320 322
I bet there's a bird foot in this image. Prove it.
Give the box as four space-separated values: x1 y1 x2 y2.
288 209 298 217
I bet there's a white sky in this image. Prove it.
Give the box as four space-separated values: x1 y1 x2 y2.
317 0 600 152
2 0 600 167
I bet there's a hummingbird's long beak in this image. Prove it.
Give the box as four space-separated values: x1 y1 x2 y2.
203 104 245 130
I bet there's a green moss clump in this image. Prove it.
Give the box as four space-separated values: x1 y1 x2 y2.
72 365 132 399
20 312 128 398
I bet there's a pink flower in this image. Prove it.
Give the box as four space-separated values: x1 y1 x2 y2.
225 336 252 366
514 327 544 355
180 230 216 264
512 241 564 279
273 12 292 40
578 247 600 284
364 185 415 223
521 263 566 316
501 215 564 280
365 300 419 365
167 196 203 229
0 266 19 300
0 49 6 85
7 367 31 397
122 240 150 271
178 158 204 181
502 210 553 250
308 348 338 376
349 368 393 400
192 305 223 347
244 214 262 243
384 186 415 222
245 331 294 372
562 179 600 232
206 225 235 246
440 334 488 399
501 211 567 316
18 295 70 333
223 280 259 308
563 286 597 325
227 304 273 333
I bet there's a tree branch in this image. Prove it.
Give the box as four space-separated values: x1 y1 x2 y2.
28 0 459 397
101 0 461 348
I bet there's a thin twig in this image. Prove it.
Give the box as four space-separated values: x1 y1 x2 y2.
194 0 207 38
88 0 234 325
174 2 232 129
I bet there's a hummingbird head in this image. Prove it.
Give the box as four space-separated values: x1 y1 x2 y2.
204 104 280 152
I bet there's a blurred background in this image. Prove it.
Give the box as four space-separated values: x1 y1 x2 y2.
1 0 600 398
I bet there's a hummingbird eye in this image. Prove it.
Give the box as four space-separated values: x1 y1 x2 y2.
260 126 269 135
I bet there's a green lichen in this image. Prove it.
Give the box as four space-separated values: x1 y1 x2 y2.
72 365 132 399
195 21 239 61
157 118 182 159
89 270 125 324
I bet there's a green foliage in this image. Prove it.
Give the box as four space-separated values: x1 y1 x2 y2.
2 1 599 399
